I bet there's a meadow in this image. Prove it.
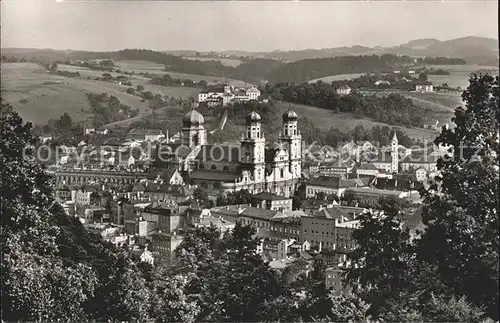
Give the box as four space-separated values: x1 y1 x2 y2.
308 73 365 83
425 64 499 89
182 56 243 67
1 62 150 125
114 60 248 86
274 102 440 141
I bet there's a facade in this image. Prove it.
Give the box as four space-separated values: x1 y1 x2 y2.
367 133 399 173
336 85 352 96
127 128 165 142
305 176 367 198
249 192 293 212
158 108 302 197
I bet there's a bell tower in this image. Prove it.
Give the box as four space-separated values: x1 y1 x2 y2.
391 132 399 173
240 111 266 183
279 108 302 179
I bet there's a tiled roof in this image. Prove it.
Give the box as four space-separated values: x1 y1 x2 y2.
241 207 278 221
315 207 349 220
357 163 378 170
308 176 364 189
147 166 180 180
346 187 404 197
251 192 290 201
190 170 241 182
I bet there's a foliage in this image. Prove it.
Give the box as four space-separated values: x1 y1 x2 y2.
264 82 427 128
86 92 140 126
173 224 299 322
1 101 151 322
417 74 499 319
342 74 499 322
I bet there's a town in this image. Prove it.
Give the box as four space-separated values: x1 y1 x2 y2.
1 1 498 322
45 98 449 293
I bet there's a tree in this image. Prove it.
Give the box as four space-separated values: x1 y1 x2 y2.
174 224 298 322
50 62 58 70
126 87 136 95
1 101 153 322
418 72 428 82
417 74 499 319
136 84 144 92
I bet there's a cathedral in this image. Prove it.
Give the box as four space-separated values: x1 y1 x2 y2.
156 108 302 197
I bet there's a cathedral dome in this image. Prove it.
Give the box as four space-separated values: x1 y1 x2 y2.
183 109 204 127
282 108 298 121
245 111 262 123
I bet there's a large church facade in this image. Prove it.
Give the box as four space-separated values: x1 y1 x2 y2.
156 108 303 197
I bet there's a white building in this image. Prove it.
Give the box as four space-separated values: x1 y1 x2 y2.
336 85 352 96
245 86 261 100
415 84 434 92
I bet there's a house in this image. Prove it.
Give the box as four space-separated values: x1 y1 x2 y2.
140 247 154 265
318 161 354 177
84 125 96 135
148 167 185 185
415 168 428 182
336 85 351 96
127 128 165 142
355 163 379 178
249 192 293 212
415 84 434 92
245 86 261 100
374 80 391 86
325 267 346 294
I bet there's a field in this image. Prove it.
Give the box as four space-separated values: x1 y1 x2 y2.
308 73 365 83
1 62 151 124
274 102 439 141
183 56 243 67
114 60 249 86
424 64 499 89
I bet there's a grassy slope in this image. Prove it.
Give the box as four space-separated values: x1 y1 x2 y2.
308 73 365 83
1 62 204 125
1 63 148 124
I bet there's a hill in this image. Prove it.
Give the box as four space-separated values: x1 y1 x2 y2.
218 36 498 66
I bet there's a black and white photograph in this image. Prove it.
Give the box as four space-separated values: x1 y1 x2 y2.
1 0 498 322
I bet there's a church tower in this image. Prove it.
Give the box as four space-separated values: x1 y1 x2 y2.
240 111 266 183
181 108 207 148
391 132 399 173
279 108 302 179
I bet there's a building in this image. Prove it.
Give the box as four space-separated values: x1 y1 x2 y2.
249 192 293 212
355 163 379 178
400 152 438 173
345 187 409 203
325 267 346 295
245 86 261 100
127 128 166 142
269 211 305 241
336 85 352 96
415 84 434 92
366 133 399 173
157 108 302 197
305 176 367 198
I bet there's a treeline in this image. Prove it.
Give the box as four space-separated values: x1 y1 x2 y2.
150 74 208 89
415 56 466 65
265 82 427 128
267 54 415 83
299 118 416 148
86 93 139 126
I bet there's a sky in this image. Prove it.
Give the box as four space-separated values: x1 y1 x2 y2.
1 0 498 52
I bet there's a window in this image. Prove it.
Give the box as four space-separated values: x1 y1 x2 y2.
280 168 284 178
